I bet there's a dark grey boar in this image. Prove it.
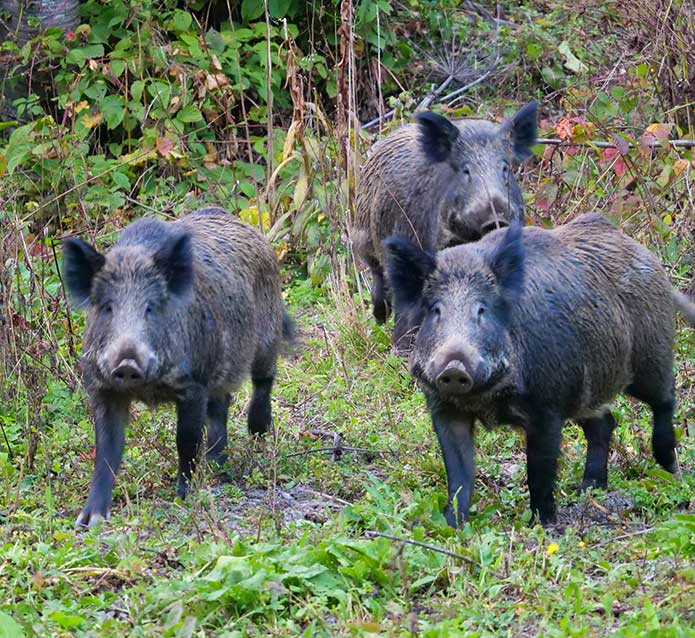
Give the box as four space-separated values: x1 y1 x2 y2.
62 207 293 527
384 213 693 526
353 102 538 343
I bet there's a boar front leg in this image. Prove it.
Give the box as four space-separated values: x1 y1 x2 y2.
176 384 208 499
525 415 563 526
76 393 130 528
429 400 475 528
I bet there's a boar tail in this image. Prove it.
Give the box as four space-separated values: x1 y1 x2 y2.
672 289 695 326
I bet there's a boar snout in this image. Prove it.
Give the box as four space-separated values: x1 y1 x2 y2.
436 359 473 395
103 342 156 388
111 359 145 385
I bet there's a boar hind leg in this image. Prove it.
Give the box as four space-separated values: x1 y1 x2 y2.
248 351 277 435
176 385 208 499
578 411 616 491
429 401 475 528
626 383 678 474
77 393 130 528
206 394 230 465
526 416 563 526
650 400 678 473
371 267 390 324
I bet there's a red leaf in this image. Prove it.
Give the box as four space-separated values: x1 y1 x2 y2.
602 147 627 177
156 136 176 157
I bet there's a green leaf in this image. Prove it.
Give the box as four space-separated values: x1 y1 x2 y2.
112 171 131 189
110 59 125 77
100 95 125 129
6 141 33 174
176 105 203 123
0 611 25 638
241 0 265 22
147 81 172 109
131 80 146 102
65 44 104 66
48 611 85 629
172 9 192 33
269 0 291 17
558 41 587 74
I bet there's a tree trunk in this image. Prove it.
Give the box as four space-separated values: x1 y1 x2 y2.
1 0 80 44
0 0 81 120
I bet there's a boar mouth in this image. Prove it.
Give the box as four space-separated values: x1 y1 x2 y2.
412 359 510 400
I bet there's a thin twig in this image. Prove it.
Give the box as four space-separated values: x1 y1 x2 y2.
285 446 395 459
365 530 503 578
593 527 655 546
538 137 695 149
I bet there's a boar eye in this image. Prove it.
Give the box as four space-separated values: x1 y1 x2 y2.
461 165 471 178
102 303 113 315
476 303 486 319
501 161 510 182
145 303 154 317
430 302 443 319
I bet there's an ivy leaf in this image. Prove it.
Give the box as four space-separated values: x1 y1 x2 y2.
602 147 627 178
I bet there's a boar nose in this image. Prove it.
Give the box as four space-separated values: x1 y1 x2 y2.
436 360 473 395
111 359 144 385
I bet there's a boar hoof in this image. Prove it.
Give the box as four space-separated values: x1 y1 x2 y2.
177 476 191 500
443 504 466 528
579 477 608 492
75 509 108 529
206 451 228 467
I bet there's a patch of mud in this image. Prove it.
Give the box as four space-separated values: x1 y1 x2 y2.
555 491 636 532
208 484 347 535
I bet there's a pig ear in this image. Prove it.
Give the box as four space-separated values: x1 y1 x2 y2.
62 237 106 308
415 111 460 163
488 221 525 301
154 233 193 297
501 101 538 162
383 237 437 309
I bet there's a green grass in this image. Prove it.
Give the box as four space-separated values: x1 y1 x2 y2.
1 278 694 638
